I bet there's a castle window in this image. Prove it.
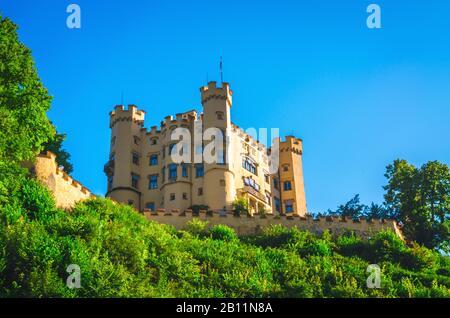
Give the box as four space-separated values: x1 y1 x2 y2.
244 177 260 192
161 167 166 183
169 164 177 181
195 164 204 177
283 164 290 172
111 136 116 145
283 181 292 191
216 111 224 120
151 138 158 145
183 192 188 200
131 174 140 189
132 152 140 165
220 179 225 186
265 192 271 205
285 200 294 213
170 193 175 201
198 187 203 196
242 158 257 175
148 175 158 189
182 164 189 178
273 178 279 190
145 202 155 211
149 154 158 166
133 135 140 145
274 197 280 212
264 174 270 184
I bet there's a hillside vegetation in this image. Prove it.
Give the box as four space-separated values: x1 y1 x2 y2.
0 15 449 298
0 179 449 297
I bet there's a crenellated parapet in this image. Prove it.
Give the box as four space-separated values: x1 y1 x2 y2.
160 110 197 130
32 151 94 209
200 81 233 107
277 136 303 155
142 209 404 239
231 123 269 154
109 104 145 128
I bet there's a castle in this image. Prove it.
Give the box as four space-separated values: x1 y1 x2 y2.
104 81 307 216
26 80 403 239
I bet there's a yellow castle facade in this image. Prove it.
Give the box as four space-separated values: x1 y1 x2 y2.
104 82 307 216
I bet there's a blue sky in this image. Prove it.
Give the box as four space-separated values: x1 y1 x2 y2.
2 0 450 213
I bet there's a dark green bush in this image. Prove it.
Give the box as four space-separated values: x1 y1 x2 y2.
209 224 237 242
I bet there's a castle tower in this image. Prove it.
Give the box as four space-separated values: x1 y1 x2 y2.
278 136 307 216
200 81 236 210
105 105 145 210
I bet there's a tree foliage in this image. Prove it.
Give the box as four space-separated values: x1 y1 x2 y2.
0 16 54 163
42 127 73 174
326 160 449 252
384 159 450 252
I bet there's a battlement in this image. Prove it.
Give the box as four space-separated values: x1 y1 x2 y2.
231 123 269 153
200 81 233 106
33 151 93 209
159 110 198 129
276 136 303 155
142 209 404 239
109 104 145 128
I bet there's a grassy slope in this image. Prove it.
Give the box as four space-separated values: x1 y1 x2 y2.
0 178 449 298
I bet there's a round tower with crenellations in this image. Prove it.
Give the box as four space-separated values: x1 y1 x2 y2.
200 81 236 211
105 104 145 210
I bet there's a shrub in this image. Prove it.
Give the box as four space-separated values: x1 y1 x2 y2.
337 234 370 259
298 239 332 257
18 178 56 222
232 198 249 216
183 219 209 237
400 243 439 271
370 230 406 263
209 224 237 242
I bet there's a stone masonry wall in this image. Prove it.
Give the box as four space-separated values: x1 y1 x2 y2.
144 209 404 239
30 152 403 239
32 151 93 209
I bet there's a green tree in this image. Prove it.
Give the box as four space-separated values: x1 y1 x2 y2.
0 16 54 206
42 126 73 173
328 194 365 219
384 159 450 251
363 202 391 220
0 16 54 163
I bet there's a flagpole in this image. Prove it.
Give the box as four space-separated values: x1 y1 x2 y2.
220 56 223 83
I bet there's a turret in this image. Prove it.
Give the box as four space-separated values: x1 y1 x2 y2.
278 135 307 216
200 81 235 210
105 104 145 210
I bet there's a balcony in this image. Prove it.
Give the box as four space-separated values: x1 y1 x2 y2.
104 160 115 177
241 185 267 203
